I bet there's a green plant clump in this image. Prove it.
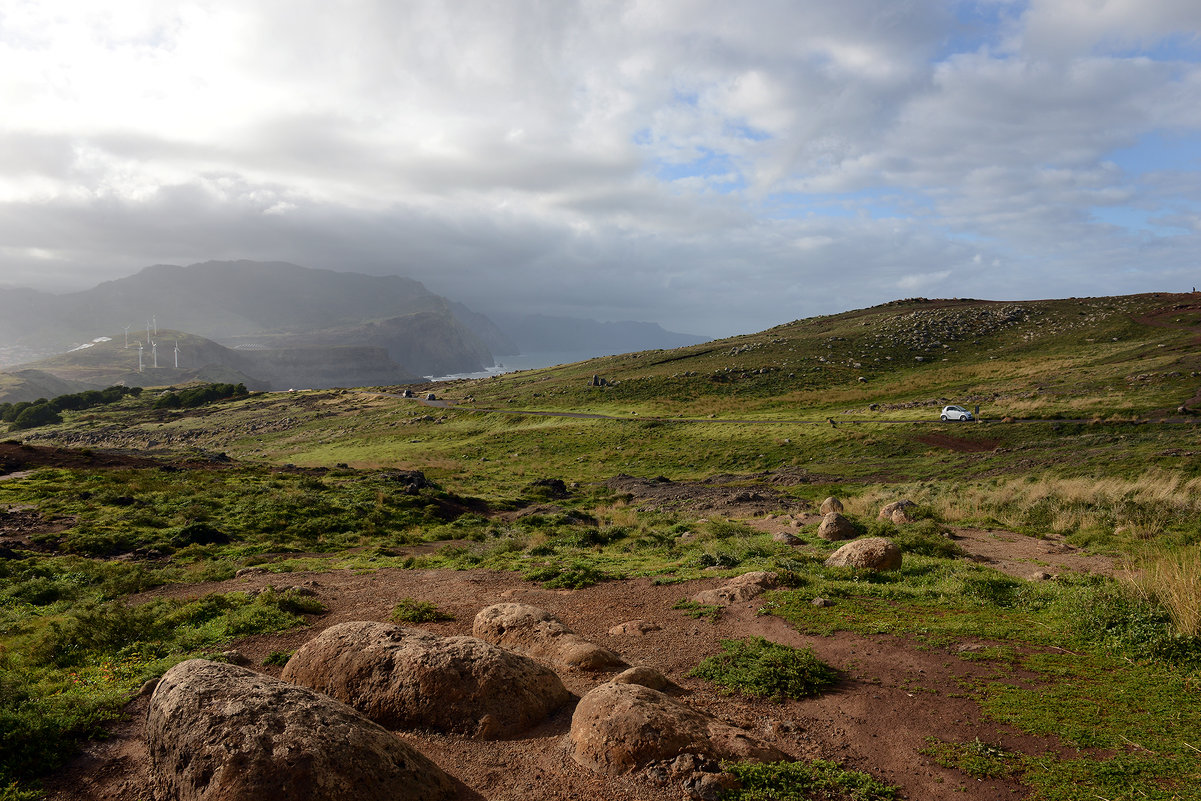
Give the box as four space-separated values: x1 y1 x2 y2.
390 598 454 623
688 637 838 701
723 759 898 801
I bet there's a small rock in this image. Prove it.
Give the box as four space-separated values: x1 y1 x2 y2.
609 620 662 636
819 496 844 515
811 597 832 608
878 500 917 525
772 531 802 546
235 566 269 578
691 572 779 606
611 666 673 691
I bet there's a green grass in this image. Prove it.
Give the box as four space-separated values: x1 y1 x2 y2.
688 637 839 701
0 586 323 788
723 759 898 801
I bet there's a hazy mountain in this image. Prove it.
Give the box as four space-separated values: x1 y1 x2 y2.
0 329 423 402
0 260 498 379
488 313 707 357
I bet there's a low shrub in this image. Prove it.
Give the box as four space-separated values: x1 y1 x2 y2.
688 637 838 700
390 598 454 623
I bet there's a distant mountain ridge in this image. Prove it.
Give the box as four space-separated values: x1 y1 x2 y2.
0 260 710 390
0 261 497 380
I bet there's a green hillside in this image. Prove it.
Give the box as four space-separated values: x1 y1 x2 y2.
3 292 1201 801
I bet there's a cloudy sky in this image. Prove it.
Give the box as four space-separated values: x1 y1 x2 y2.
1 0 1200 337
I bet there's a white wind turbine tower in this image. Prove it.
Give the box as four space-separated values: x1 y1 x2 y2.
151 341 158 369
123 325 131 348
174 341 180 369
146 320 151 344
137 342 144 372
152 315 157 336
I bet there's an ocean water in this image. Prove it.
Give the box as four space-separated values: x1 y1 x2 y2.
427 351 597 382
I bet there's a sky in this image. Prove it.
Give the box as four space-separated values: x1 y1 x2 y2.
1 0 1200 338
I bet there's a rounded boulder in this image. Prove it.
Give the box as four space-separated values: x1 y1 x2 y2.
281 621 569 738
473 603 626 671
823 537 903 571
569 682 787 776
146 659 456 801
819 496 844 515
817 512 856 541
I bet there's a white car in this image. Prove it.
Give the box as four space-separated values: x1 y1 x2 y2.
940 405 974 421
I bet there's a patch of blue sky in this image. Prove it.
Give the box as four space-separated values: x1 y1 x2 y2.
651 149 746 193
761 188 912 221
724 122 771 143
1089 205 1192 234
1109 33 1201 63
1104 131 1201 175
934 0 1019 61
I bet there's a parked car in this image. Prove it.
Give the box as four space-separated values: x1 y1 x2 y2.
940 405 974 421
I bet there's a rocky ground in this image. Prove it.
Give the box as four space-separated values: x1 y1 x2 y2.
42 528 1113 801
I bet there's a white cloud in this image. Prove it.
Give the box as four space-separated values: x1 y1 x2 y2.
0 0 1198 338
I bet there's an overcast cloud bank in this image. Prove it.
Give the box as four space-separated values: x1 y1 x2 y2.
1 0 1199 337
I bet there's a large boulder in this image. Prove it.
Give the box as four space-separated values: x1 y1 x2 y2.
146 659 456 801
691 571 779 606
281 621 569 738
817 512 856 541
819 496 844 515
878 499 917 524
569 682 787 776
473 603 626 671
824 537 902 571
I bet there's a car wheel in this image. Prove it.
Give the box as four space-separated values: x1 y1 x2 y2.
940 415 948 421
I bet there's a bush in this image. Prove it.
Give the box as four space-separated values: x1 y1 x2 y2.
688 637 838 700
390 598 453 623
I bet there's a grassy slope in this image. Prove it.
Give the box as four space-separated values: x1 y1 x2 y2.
5 291 1201 799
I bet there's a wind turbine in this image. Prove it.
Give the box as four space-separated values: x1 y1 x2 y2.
173 341 180 369
152 315 157 336
137 342 144 372
123 325 131 348
146 320 151 344
151 341 158 369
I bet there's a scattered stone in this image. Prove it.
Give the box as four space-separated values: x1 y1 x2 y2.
878 500 917 524
811 597 833 608
819 496 844 515
610 665 673 691
473 603 627 672
219 649 250 666
147 659 456 801
569 682 787 778
1027 571 1054 582
691 571 779 606
281 621 569 738
234 566 269 578
772 531 801 545
609 619 662 636
824 537 902 571
817 512 856 541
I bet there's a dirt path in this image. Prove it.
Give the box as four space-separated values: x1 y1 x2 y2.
46 563 1088 801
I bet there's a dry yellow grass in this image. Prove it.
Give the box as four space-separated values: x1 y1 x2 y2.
846 470 1201 540
1124 546 1201 636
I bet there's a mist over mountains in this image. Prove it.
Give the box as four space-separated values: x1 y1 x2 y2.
0 260 705 397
